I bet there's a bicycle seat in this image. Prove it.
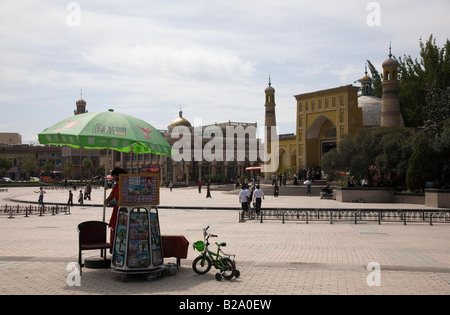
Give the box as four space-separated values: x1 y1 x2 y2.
216 242 226 247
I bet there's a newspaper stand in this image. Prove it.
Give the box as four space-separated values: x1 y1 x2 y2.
110 173 164 281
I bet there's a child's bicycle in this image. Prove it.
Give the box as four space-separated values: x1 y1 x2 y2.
192 226 240 281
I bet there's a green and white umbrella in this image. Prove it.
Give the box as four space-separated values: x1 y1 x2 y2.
38 109 173 221
38 109 172 155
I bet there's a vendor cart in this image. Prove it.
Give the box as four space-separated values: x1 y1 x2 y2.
110 174 165 281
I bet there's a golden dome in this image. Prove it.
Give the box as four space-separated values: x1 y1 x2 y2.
169 110 192 128
360 75 372 82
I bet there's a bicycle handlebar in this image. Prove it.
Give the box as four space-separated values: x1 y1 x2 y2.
203 226 218 239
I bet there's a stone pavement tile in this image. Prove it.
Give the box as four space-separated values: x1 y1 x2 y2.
1 187 450 295
4 185 446 210
1 261 449 295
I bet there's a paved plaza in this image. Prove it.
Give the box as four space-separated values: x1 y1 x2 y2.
0 185 450 295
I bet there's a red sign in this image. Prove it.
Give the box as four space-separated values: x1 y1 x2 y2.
141 164 160 173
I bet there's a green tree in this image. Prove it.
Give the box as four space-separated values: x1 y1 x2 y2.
424 87 450 137
64 161 74 179
321 127 415 186
0 156 13 177
21 153 37 179
366 60 383 98
82 157 94 179
95 164 106 177
42 160 55 173
432 118 450 185
375 128 414 185
367 35 450 127
406 133 438 191
397 35 450 127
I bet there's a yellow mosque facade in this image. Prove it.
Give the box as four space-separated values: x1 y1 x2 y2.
272 50 401 173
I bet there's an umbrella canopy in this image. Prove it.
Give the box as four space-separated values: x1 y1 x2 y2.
38 109 172 156
38 109 173 222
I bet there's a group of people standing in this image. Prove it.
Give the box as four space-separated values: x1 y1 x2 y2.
238 184 264 215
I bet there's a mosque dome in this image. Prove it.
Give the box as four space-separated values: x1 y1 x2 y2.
169 110 192 128
382 57 398 68
265 84 275 93
358 95 382 127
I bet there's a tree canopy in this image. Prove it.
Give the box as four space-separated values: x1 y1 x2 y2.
367 35 450 127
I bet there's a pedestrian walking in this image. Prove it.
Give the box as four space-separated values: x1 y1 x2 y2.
198 181 202 194
78 190 84 205
206 183 212 198
169 181 173 192
34 187 46 206
84 182 92 200
273 182 279 197
239 185 249 212
304 180 312 196
245 185 251 209
253 185 264 215
68 190 73 206
293 173 298 185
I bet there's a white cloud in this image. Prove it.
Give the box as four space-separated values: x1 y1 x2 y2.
81 43 255 82
0 0 449 144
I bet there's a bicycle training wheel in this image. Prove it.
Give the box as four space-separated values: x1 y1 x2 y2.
220 258 236 280
192 255 212 274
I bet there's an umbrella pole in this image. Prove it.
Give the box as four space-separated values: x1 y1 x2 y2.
103 148 109 223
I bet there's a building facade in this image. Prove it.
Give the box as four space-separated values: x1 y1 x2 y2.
105 109 262 185
295 84 362 168
272 50 401 174
0 144 62 180
0 133 22 145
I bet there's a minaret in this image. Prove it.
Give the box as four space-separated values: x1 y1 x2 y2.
361 63 373 96
74 90 87 115
381 44 401 126
264 76 278 181
264 75 277 150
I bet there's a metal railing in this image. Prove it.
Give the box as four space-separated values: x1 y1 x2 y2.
240 208 450 225
1 204 71 218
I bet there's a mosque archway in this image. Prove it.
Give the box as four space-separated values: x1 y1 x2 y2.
306 115 337 167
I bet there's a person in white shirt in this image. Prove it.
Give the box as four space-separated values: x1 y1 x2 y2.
245 186 251 209
34 187 46 206
238 186 249 212
253 185 264 215
362 176 369 187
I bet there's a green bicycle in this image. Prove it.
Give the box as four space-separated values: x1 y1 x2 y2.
192 226 240 281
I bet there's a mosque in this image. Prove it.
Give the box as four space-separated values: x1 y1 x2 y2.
57 48 404 184
267 48 403 174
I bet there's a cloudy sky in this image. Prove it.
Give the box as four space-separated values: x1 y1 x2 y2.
1 0 449 144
